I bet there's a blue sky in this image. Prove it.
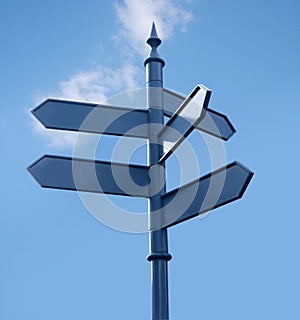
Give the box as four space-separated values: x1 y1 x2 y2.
1 0 300 319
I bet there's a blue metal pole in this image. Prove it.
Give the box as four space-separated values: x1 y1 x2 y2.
145 23 172 320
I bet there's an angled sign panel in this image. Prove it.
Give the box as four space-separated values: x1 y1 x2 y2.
162 161 254 228
158 85 211 163
163 88 236 140
28 155 150 197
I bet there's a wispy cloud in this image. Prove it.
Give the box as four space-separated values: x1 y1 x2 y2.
114 0 193 54
29 118 78 149
31 0 193 149
58 64 140 103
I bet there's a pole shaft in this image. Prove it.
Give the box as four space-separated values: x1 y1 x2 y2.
145 24 171 320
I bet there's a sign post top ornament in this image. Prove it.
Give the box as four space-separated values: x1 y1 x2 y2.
28 22 253 320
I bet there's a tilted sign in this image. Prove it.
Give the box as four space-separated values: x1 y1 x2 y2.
158 84 211 163
163 88 236 140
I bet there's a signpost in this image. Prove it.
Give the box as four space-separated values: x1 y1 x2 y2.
28 23 253 320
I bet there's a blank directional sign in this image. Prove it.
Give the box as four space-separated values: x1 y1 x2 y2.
32 99 149 138
163 88 236 140
162 161 254 228
28 155 150 197
158 85 211 163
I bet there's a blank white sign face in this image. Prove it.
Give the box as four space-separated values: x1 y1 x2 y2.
158 84 211 163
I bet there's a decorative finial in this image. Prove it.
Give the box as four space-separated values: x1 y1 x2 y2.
144 22 165 67
147 22 161 47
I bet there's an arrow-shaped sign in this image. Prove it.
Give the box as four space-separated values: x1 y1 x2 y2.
32 99 149 138
163 88 236 140
162 161 253 228
28 155 151 197
158 85 211 163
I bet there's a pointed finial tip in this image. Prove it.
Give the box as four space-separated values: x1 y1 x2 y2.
150 22 158 38
147 22 161 48
144 22 165 67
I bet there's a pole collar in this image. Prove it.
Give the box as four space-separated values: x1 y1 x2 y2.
147 252 172 262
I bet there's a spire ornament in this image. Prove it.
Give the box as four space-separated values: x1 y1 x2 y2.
144 22 165 67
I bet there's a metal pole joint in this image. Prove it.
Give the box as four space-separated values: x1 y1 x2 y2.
147 252 172 262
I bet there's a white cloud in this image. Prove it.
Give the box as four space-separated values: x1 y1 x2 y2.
29 117 78 149
58 64 141 103
114 0 194 54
